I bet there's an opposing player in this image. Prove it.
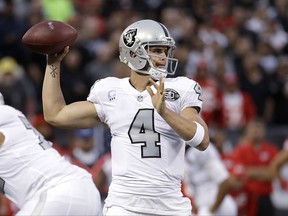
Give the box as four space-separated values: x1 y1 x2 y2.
42 19 210 215
0 92 101 215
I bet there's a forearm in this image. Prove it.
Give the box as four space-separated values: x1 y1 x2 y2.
160 107 209 150
210 178 232 213
161 108 194 140
271 151 288 171
42 62 66 123
247 167 275 181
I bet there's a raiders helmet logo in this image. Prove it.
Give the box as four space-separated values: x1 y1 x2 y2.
123 29 137 47
165 88 180 101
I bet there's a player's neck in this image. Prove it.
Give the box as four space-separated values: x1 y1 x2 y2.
130 72 151 92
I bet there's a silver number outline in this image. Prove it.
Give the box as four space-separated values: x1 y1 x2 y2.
19 116 51 150
128 109 161 158
194 82 203 101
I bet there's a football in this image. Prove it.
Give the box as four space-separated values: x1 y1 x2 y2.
22 20 78 55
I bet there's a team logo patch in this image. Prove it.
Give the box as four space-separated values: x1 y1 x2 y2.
123 29 137 47
164 88 180 101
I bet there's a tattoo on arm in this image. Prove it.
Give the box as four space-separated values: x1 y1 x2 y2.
49 65 58 78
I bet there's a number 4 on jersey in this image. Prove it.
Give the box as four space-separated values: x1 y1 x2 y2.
128 109 161 158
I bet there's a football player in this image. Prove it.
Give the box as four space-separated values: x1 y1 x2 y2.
0 92 101 215
42 19 210 215
183 143 238 216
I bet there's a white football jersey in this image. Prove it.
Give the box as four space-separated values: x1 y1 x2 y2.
184 144 237 215
87 76 202 198
0 105 91 209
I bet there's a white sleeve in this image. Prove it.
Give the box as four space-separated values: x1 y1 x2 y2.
205 145 229 184
180 79 203 112
87 79 105 122
205 159 229 184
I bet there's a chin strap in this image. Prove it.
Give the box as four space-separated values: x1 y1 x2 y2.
148 67 167 80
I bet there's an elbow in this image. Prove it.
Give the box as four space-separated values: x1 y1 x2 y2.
43 114 60 127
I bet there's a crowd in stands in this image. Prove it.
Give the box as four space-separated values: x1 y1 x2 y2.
0 0 287 215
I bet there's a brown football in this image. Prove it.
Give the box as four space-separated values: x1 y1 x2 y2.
22 20 78 55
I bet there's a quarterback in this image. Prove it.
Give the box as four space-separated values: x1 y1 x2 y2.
42 19 210 215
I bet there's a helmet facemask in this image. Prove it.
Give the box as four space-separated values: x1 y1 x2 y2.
133 41 178 80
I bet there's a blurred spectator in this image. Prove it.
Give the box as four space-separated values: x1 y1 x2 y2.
233 118 279 216
111 60 130 78
0 0 29 65
245 4 270 35
230 6 257 42
198 20 228 49
231 35 254 77
25 58 46 113
192 59 223 128
221 73 257 144
185 37 214 78
84 42 117 82
268 56 288 125
160 7 185 42
273 0 288 33
23 0 45 27
70 128 101 168
239 52 272 121
173 44 190 77
60 47 92 104
257 40 278 76
260 18 288 54
75 14 107 59
0 56 37 119
212 51 235 82
209 0 236 32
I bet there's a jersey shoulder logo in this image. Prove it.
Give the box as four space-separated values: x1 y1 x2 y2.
165 88 180 101
123 29 137 47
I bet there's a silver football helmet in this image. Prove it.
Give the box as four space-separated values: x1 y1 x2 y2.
119 19 178 80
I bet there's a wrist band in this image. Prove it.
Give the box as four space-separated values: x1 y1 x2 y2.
186 121 205 147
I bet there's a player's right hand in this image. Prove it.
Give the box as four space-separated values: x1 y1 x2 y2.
47 46 69 65
146 77 166 115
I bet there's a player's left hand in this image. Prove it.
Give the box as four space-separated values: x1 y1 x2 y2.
146 77 166 115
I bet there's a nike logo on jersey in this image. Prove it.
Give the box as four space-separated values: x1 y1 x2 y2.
165 88 180 101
